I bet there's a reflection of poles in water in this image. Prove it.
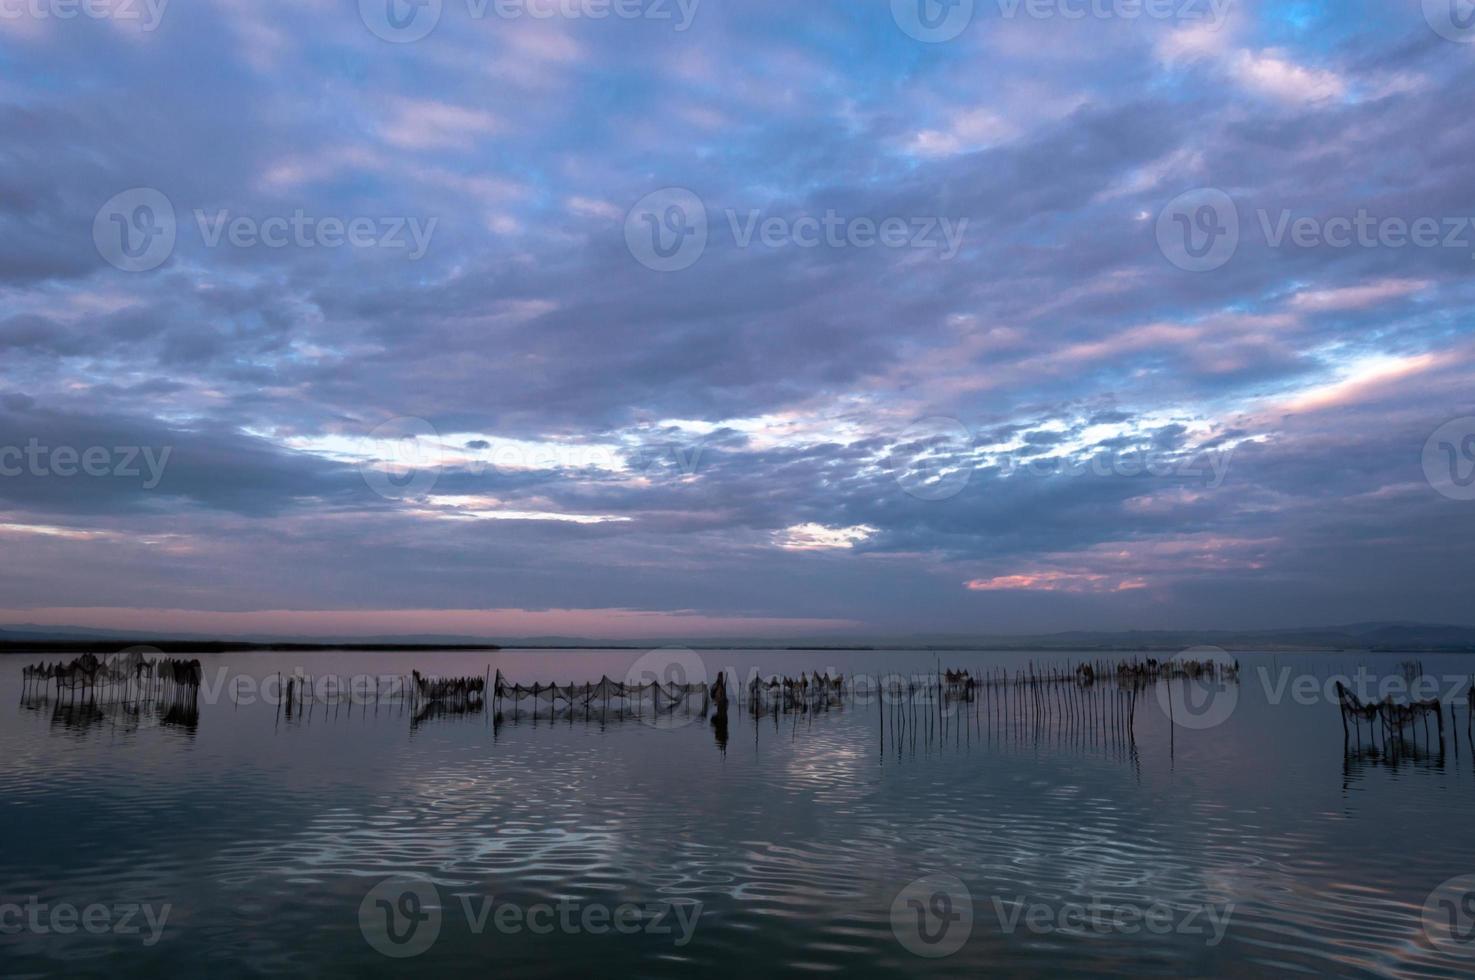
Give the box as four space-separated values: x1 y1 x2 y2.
1167 677 1174 763
411 696 485 729
710 672 729 753
1336 680 1449 762
1452 702 1459 762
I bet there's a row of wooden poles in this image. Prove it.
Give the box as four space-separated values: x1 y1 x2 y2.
20 652 203 705
478 659 1221 737
870 667 1144 753
19 656 1230 742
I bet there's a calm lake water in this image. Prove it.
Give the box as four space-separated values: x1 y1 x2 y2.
4 648 1475 977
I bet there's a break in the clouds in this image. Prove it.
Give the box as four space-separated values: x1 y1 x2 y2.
1 0 1473 637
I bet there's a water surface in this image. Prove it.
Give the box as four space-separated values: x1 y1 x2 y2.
4 648 1475 977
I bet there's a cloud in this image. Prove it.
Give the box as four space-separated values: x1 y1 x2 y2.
777 523 877 551
1230 49 1348 104
906 108 1015 158
1278 353 1446 414
378 99 502 151
0 0 1471 634
965 572 1147 593
1287 279 1430 312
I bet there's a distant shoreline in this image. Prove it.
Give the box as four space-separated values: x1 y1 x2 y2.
0 641 502 655
3 641 1474 655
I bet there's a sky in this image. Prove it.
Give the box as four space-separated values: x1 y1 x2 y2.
1 0 1473 639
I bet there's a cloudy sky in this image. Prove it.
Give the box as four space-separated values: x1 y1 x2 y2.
1 0 1473 638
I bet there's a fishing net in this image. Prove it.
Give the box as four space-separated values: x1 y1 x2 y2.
493 671 710 708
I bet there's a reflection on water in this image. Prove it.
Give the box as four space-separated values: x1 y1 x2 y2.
3 649 1475 978
20 686 201 737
